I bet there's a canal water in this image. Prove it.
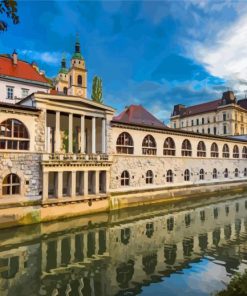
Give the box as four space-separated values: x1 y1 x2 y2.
0 193 247 296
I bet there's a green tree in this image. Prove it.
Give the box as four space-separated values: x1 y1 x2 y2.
215 269 247 296
91 76 103 104
0 0 19 31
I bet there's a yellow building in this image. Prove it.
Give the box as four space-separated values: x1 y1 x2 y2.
55 37 87 98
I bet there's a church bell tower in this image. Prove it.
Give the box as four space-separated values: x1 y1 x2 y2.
67 36 87 98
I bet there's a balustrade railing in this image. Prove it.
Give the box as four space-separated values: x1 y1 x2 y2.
42 153 111 162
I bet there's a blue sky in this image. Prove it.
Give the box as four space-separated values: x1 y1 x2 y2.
1 0 247 122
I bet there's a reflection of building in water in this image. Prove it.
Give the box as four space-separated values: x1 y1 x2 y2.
1 196 247 295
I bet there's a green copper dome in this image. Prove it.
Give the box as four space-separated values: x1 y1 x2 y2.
72 35 84 60
59 55 68 74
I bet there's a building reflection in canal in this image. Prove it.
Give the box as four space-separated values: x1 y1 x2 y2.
0 194 247 296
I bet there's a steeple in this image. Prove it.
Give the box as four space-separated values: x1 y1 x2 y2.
72 34 83 60
59 53 68 74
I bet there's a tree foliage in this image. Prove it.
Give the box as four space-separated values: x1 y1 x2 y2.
91 76 103 104
215 269 247 296
0 0 19 31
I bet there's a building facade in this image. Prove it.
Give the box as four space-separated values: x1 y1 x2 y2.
170 91 247 136
0 45 247 227
0 52 50 103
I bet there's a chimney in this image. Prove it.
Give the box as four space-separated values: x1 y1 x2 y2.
222 90 236 104
12 49 18 65
173 104 185 116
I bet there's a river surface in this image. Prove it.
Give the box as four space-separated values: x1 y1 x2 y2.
0 193 247 296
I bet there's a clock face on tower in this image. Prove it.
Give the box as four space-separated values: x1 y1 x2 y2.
77 89 82 96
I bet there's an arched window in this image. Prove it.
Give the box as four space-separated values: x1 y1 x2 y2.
163 137 176 156
116 132 134 154
235 168 239 177
233 145 239 158
121 171 130 186
181 139 192 156
244 168 247 177
199 169 204 180
224 168 228 178
242 146 247 158
211 142 219 157
2 173 20 195
222 144 229 158
63 87 68 95
146 170 153 184
166 170 173 183
197 141 206 157
213 168 217 179
77 75 82 86
142 135 156 155
0 119 29 150
184 169 190 181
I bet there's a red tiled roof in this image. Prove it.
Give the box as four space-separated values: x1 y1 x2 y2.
179 99 222 117
113 105 167 128
0 55 49 84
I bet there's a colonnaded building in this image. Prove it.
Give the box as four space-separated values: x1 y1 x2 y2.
1 40 247 227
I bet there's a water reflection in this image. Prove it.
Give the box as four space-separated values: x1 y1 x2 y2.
0 194 247 295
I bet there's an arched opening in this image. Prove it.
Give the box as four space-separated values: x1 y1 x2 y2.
213 168 217 179
199 169 204 180
2 173 20 195
163 137 176 156
142 135 156 155
77 75 82 86
120 171 130 186
233 145 239 158
197 141 206 157
211 142 219 157
116 132 134 154
223 144 229 158
181 139 192 156
166 170 173 183
0 119 29 150
146 170 153 184
184 169 190 181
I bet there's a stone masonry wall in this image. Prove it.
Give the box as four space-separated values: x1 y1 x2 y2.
0 153 42 200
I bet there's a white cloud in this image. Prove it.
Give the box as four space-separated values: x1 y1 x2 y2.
20 50 62 65
190 11 247 94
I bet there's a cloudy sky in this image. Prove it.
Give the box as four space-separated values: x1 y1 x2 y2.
1 0 247 122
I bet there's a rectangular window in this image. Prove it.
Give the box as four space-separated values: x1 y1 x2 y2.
196 119 199 125
223 113 227 121
6 86 14 99
191 120 194 126
21 88 29 98
223 125 227 134
202 118 204 124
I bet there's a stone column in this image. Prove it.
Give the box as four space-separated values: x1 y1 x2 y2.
83 232 88 259
56 171 63 198
101 118 106 153
95 171 99 195
106 171 110 193
57 238 62 267
55 111 60 152
41 242 48 272
80 115 85 153
84 171 88 197
69 113 73 153
71 171 76 198
95 230 99 255
42 171 49 202
92 117 96 154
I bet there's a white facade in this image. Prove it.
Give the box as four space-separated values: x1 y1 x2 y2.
0 78 50 104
